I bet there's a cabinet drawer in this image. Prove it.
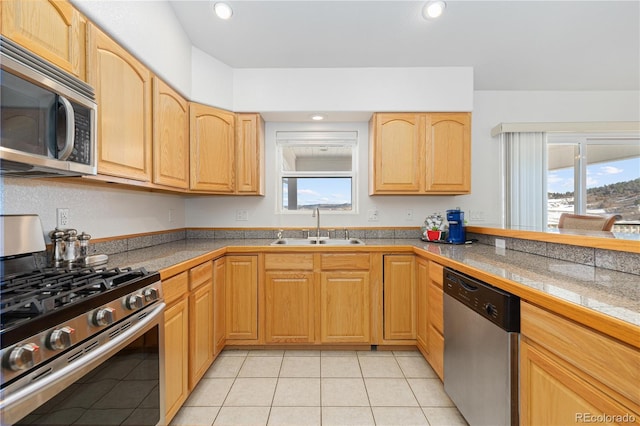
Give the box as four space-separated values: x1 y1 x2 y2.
522 302 640 407
428 261 443 287
164 271 188 305
189 261 213 290
264 253 314 270
428 283 443 333
320 253 370 270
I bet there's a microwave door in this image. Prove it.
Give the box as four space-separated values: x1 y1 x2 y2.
1 69 57 158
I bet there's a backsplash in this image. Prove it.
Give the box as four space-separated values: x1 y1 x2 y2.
467 232 640 276
82 227 637 276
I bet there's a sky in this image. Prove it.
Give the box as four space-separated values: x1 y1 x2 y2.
547 157 640 194
283 178 352 208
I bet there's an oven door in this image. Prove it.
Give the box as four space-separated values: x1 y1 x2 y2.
0 303 165 426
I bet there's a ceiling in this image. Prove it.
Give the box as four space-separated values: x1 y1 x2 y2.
169 0 640 91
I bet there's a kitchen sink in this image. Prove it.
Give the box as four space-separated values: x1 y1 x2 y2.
269 238 365 246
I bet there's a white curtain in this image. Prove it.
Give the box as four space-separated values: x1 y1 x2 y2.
503 132 546 230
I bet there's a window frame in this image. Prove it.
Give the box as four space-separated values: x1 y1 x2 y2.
275 131 358 215
546 132 639 222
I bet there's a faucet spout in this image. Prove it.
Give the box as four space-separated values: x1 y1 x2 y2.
312 208 320 240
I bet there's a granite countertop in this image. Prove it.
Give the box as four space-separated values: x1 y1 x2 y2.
104 238 640 331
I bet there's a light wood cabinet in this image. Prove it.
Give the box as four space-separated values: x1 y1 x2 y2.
520 302 640 425
153 78 189 189
264 254 314 343
415 257 429 352
235 113 265 195
1 0 85 79
189 103 235 192
425 113 471 192
87 24 152 181
213 257 226 356
188 261 214 390
369 112 471 195
265 270 315 343
425 261 444 380
383 255 416 340
163 272 189 424
225 255 258 341
319 253 371 343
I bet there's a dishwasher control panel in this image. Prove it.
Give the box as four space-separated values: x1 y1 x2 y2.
443 268 520 332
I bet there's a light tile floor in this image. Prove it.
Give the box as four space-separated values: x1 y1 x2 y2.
170 349 468 426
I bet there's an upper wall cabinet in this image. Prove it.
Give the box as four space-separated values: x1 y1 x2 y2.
153 78 189 189
235 113 265 195
369 112 471 195
189 103 236 193
87 24 152 181
1 0 86 79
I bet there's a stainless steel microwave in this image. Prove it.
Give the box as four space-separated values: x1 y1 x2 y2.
0 36 97 177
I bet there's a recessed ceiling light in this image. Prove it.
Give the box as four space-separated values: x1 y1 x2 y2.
310 114 326 121
423 1 446 19
213 2 233 20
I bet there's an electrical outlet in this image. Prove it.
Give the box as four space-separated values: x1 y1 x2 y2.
236 209 249 221
57 208 70 227
168 209 175 223
405 209 413 221
367 209 379 222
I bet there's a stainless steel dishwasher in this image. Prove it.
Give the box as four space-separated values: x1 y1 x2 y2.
443 268 520 426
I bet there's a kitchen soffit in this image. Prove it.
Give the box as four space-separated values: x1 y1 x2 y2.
169 1 640 91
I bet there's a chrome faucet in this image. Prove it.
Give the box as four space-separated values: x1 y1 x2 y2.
312 208 320 240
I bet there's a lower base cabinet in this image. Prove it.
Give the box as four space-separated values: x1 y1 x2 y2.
163 272 189 423
320 269 370 343
225 255 259 341
426 261 444 380
520 302 640 425
265 270 315 343
188 261 214 389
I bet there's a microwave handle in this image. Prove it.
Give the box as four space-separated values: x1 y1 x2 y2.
57 96 75 160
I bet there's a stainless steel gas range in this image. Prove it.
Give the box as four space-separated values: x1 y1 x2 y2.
0 215 165 425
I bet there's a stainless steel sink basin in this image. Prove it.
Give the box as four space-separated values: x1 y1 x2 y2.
269 238 365 246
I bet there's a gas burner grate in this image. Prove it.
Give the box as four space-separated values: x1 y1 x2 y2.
0 266 145 329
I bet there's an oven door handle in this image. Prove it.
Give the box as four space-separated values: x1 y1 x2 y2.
0 302 165 426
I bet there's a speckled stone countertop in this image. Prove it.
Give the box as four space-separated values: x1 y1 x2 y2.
105 238 640 333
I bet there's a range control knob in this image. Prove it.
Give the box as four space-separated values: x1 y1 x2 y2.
144 287 159 302
126 294 144 310
93 307 116 326
47 326 75 350
6 343 40 371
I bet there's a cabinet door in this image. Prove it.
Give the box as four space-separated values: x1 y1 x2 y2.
425 113 471 193
415 257 429 352
265 271 315 343
225 255 258 340
235 113 265 195
153 78 189 189
383 255 416 340
320 271 370 343
1 0 85 78
370 113 424 194
190 103 235 192
213 258 226 356
188 262 214 390
520 339 637 426
164 298 188 423
87 25 152 181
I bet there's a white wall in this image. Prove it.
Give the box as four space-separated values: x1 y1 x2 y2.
190 47 235 110
0 178 186 241
233 67 473 113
